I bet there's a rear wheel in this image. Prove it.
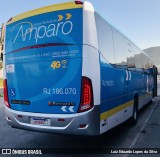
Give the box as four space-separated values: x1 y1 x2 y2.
152 88 154 98
130 96 138 125
149 89 154 104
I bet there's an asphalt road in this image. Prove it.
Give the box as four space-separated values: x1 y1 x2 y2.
157 80 160 95
0 96 158 157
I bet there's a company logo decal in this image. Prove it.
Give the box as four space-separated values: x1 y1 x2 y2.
58 13 72 21
11 13 73 43
48 102 75 112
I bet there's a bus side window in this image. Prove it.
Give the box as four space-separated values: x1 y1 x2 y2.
112 29 127 69
134 49 144 71
126 42 135 70
95 12 116 66
143 54 152 70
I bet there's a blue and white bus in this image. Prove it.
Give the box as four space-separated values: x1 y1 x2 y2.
4 1 154 135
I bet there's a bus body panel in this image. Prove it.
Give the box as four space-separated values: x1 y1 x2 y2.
5 103 100 135
5 6 83 114
4 2 101 135
95 12 154 134
5 8 83 53
4 1 154 136
83 3 100 106
5 46 82 114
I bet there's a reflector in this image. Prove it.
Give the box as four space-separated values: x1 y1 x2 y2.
75 1 83 5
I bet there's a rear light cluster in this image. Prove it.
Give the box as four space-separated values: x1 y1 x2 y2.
78 76 93 112
7 18 12 23
75 1 83 5
3 79 10 108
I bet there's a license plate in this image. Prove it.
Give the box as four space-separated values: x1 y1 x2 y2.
30 118 49 126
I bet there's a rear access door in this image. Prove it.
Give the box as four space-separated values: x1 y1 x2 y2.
5 2 83 114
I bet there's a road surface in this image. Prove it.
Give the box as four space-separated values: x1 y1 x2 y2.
0 96 158 157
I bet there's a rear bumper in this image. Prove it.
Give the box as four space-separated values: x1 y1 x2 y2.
5 105 100 135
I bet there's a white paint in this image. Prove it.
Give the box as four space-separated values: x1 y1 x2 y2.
82 2 100 106
61 106 67 112
126 70 129 80
43 88 51 94
100 120 108 134
0 68 3 78
6 64 15 73
12 21 73 43
129 71 132 80
83 1 98 49
100 105 133 134
69 106 74 112
82 46 100 106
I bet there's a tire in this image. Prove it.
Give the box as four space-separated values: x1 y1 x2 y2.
149 89 154 104
152 88 154 98
129 96 138 125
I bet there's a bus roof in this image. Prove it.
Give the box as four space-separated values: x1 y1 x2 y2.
7 1 83 25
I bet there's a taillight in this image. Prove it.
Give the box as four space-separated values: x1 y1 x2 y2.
75 1 83 5
7 18 12 23
78 77 93 112
3 79 10 108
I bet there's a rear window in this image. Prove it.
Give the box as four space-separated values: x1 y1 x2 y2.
5 8 83 54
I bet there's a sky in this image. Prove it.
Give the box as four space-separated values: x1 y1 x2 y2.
0 0 160 50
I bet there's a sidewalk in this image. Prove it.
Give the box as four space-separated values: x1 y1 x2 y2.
128 96 160 157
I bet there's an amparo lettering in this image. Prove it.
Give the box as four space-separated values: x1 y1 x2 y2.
12 21 73 43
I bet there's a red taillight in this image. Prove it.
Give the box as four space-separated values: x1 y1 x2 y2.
79 124 87 128
7 18 12 23
3 79 10 108
58 118 65 122
75 1 83 5
18 115 23 118
78 77 93 112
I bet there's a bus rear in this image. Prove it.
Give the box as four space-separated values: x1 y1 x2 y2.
4 1 100 135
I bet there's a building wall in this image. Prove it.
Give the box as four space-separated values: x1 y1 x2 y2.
144 46 160 73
